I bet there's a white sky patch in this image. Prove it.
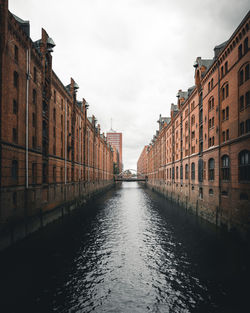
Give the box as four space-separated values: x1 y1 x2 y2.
9 0 249 169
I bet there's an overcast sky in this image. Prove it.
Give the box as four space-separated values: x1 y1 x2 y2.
9 0 249 170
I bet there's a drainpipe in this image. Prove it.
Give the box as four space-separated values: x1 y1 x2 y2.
79 115 81 179
25 49 30 189
87 128 90 182
65 99 67 184
217 63 221 227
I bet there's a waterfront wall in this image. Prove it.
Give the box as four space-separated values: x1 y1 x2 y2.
146 180 250 238
0 180 115 251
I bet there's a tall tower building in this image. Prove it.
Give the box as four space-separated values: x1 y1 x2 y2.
107 130 123 173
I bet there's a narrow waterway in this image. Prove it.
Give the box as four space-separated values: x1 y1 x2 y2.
0 182 249 313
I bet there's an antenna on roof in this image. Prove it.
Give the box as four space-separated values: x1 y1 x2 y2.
110 118 115 132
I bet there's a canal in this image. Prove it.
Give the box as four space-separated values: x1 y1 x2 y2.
0 182 249 313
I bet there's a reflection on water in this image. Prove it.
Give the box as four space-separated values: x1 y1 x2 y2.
0 182 249 313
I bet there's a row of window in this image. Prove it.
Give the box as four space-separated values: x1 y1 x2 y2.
239 63 249 85
239 91 250 110
238 37 248 59
163 150 250 182
240 119 250 135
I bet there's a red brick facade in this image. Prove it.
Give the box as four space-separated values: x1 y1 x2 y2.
0 1 114 227
138 12 250 235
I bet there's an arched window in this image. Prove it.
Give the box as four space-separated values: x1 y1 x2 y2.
180 165 183 180
185 164 188 180
208 158 215 181
191 162 195 180
221 155 230 180
239 150 250 181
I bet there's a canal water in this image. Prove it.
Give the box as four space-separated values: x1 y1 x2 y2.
0 182 249 313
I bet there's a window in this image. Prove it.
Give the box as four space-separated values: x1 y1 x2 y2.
172 167 175 179
208 82 211 91
13 99 18 114
226 84 229 97
13 128 17 143
191 162 195 180
54 90 56 103
222 131 225 142
13 71 18 88
199 187 203 199
239 70 244 85
11 160 18 181
245 64 250 81
34 67 37 83
176 166 178 179
238 44 243 59
225 61 228 73
221 66 224 77
226 129 229 140
185 164 188 179
53 166 56 182
222 109 225 121
32 113 36 127
211 78 214 88
53 108 56 121
226 106 229 120
246 119 250 133
246 91 250 107
208 158 215 181
244 37 248 54
180 165 183 180
191 131 195 139
239 150 250 181
198 159 203 182
14 45 18 63
222 155 230 180
209 188 214 195
240 95 244 110
43 163 47 183
208 97 214 111
32 89 37 105
191 115 195 125
240 122 245 135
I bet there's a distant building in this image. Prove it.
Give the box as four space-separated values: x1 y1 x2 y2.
107 130 123 173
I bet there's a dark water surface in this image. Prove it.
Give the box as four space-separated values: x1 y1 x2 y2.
0 182 249 313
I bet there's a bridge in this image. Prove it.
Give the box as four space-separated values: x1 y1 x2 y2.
114 169 148 182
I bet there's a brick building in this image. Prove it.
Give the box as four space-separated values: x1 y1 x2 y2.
138 11 250 235
0 0 114 230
